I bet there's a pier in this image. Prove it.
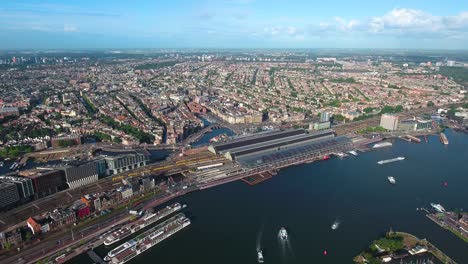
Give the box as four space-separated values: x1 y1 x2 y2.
87 250 105 264
241 171 275 185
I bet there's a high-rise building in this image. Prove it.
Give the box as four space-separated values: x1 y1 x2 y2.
320 112 330 122
380 114 399 131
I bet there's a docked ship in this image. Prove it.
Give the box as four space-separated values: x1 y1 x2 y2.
377 156 405 165
105 240 137 261
257 249 264 263
440 133 449 145
104 202 185 246
372 142 393 149
279 227 288 241
107 213 191 264
430 203 446 213
322 155 330 160
387 176 396 184
348 150 358 156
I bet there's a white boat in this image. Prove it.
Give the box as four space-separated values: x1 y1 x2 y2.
108 214 191 264
372 142 393 149
106 240 136 259
430 203 446 213
387 176 396 184
348 150 358 156
257 249 264 263
331 221 340 230
377 157 405 165
0 161 4 167
279 227 288 241
104 202 184 246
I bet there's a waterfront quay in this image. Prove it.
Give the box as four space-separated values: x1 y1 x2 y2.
0 105 453 264
2 128 359 264
427 211 468 243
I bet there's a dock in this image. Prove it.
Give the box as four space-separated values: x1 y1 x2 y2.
402 135 421 143
241 171 275 186
87 250 105 264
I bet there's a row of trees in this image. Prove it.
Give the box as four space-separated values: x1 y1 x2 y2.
0 145 34 158
99 115 154 144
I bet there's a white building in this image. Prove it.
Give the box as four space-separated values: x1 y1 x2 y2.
380 114 399 131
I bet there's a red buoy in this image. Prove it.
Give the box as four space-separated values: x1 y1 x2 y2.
323 250 328 256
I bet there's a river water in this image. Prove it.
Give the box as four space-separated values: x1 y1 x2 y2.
68 129 468 263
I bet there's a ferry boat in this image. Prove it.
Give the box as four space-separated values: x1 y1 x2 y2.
257 249 264 263
377 157 405 165
372 142 393 149
387 176 396 184
279 227 288 241
440 133 449 145
107 213 190 264
430 203 446 213
104 202 185 246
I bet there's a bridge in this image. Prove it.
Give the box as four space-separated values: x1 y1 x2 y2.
181 124 224 146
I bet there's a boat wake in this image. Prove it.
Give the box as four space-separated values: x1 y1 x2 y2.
331 218 342 230
256 223 264 251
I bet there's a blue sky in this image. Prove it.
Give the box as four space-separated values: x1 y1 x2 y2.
1 0 468 49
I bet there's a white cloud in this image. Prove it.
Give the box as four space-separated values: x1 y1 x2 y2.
368 8 468 35
262 26 302 38
64 24 78 32
308 8 468 39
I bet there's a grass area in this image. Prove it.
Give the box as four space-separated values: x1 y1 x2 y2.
355 231 457 264
357 126 387 134
354 232 405 263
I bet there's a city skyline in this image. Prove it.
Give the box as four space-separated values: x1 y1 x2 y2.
1 0 468 50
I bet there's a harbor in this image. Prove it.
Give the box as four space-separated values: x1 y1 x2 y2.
67 129 468 264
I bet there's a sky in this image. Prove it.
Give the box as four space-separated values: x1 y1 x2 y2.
1 0 468 50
